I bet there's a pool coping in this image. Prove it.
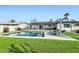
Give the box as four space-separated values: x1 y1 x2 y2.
0 36 78 41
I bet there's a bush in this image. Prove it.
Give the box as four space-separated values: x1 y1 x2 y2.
17 28 22 30
62 30 66 32
53 27 57 30
3 27 9 32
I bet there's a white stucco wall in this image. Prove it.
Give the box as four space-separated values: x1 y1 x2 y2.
74 26 79 30
0 25 17 32
57 23 75 32
43 25 49 29
9 26 17 31
18 23 29 29
31 25 39 29
0 23 29 33
0 26 4 32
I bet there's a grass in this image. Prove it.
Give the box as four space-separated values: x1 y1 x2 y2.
64 32 79 40
0 37 79 53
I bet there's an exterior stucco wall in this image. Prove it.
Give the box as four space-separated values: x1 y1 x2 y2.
0 25 17 32
0 23 29 32
74 26 79 30
31 25 39 29
43 25 49 29
57 23 75 32
18 23 29 29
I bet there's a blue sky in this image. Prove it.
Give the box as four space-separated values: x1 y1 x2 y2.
0 5 79 22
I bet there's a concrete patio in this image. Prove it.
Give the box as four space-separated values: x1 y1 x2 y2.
0 35 76 41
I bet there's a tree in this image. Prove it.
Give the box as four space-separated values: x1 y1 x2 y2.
49 19 53 22
64 13 70 21
10 19 16 23
53 27 57 30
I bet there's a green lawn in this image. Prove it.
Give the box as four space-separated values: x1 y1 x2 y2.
64 32 79 40
0 37 79 53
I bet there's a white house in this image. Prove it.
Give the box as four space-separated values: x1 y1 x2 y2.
0 20 79 33
0 22 29 32
29 21 79 33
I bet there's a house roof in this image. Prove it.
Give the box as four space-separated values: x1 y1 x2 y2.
57 21 79 23
29 21 79 25
0 22 28 25
30 21 57 25
0 23 19 25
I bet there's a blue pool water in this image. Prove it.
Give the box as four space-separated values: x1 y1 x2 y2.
9 32 43 37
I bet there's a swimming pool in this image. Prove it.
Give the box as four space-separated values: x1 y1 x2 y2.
8 32 44 37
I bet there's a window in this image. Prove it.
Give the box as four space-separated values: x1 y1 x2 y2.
64 24 70 28
75 23 79 26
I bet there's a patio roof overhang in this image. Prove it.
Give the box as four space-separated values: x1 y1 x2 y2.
29 21 57 25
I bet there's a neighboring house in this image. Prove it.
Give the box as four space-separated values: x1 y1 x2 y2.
0 22 29 32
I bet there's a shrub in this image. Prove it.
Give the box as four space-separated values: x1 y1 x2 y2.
3 27 9 32
62 30 66 32
17 28 22 30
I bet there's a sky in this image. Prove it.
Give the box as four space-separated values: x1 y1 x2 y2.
0 5 79 22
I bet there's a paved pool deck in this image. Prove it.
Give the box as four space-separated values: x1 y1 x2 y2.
0 35 76 41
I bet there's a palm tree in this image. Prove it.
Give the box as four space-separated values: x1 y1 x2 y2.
64 13 70 21
10 19 16 23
